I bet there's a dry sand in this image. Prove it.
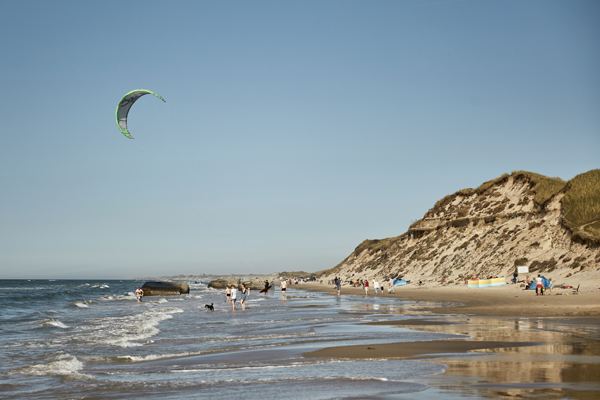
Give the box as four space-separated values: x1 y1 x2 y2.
300 281 600 316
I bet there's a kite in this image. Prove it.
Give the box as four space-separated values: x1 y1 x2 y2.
115 89 165 139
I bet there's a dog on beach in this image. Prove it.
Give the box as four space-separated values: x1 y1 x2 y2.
205 303 214 311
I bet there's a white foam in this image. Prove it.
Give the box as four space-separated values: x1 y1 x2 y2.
42 319 69 328
11 353 92 380
84 306 184 348
74 302 89 308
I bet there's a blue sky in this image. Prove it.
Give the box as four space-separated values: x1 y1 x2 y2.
1 0 598 279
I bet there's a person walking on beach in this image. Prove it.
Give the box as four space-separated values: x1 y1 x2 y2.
548 278 553 294
364 280 369 297
135 287 144 302
374 280 380 295
535 274 543 296
231 285 238 310
281 277 287 299
335 277 341 297
389 278 395 294
240 284 247 310
225 286 231 303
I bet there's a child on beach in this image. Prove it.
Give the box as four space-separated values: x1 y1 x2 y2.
364 280 369 297
135 287 143 302
231 285 237 310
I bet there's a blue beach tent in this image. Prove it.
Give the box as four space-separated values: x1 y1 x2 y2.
393 278 407 287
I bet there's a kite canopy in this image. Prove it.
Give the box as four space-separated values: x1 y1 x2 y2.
115 89 165 139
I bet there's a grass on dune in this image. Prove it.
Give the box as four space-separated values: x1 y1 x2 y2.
561 169 600 241
511 170 567 205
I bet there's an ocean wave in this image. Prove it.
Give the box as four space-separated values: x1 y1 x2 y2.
41 319 69 329
87 283 110 289
9 352 92 380
76 306 184 348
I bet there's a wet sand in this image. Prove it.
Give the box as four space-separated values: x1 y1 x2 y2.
299 282 600 399
304 339 535 359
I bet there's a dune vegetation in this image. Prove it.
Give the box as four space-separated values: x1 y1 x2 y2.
561 169 600 243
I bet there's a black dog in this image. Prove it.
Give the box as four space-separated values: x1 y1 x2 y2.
205 303 214 311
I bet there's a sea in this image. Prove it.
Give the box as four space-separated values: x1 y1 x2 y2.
0 279 467 399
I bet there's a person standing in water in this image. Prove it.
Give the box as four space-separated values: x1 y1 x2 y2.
231 285 238 310
225 286 231 303
281 277 287 299
135 287 144 302
264 280 270 296
240 284 247 310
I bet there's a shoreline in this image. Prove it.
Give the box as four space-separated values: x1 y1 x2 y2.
299 281 600 316
295 283 600 398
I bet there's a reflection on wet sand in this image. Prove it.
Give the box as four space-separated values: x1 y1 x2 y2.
391 316 600 399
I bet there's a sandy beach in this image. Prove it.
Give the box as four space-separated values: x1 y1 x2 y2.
300 281 600 316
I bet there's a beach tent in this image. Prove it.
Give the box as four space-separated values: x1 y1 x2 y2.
529 276 550 289
393 278 407 286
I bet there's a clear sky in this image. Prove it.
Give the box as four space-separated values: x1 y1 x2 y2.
1 0 598 279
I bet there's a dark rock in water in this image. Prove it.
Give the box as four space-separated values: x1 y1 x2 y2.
208 278 275 290
207 278 240 290
245 278 275 291
141 281 189 296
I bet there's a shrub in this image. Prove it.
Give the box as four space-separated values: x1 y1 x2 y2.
528 221 543 230
529 259 557 272
492 204 507 214
514 258 528 266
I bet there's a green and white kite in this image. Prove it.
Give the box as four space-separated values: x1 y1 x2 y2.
115 89 165 139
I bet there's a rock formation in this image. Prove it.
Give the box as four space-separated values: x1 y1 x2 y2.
208 278 274 290
141 281 190 296
320 170 600 286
